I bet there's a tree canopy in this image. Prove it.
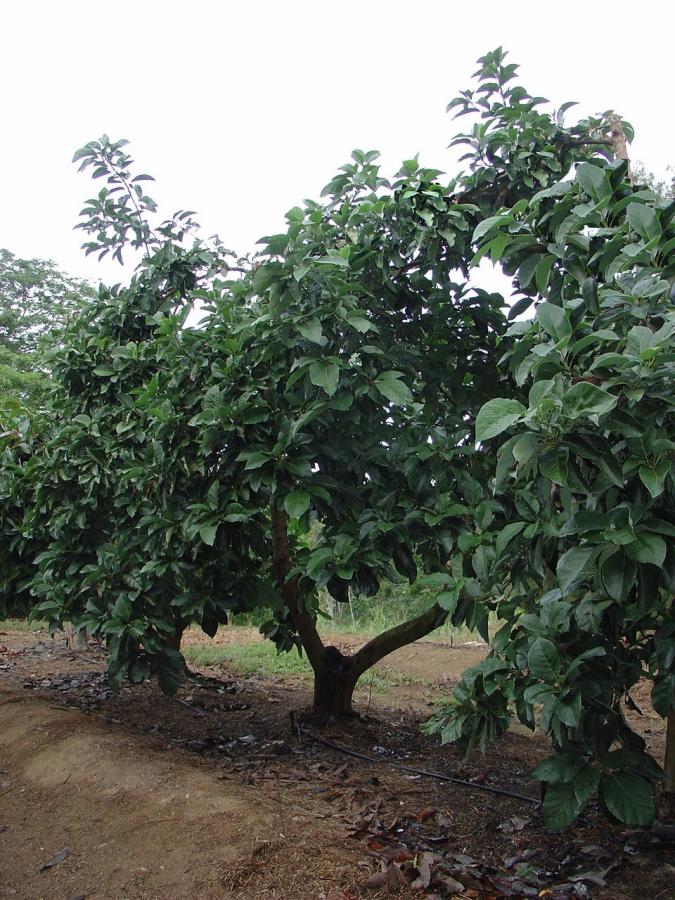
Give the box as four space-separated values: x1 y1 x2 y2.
1 49 673 828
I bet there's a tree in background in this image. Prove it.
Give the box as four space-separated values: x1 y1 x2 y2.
0 249 95 410
632 163 674 203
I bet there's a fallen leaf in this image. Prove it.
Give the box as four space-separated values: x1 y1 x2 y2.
438 875 465 895
40 847 69 872
498 815 530 833
410 851 434 889
416 807 438 823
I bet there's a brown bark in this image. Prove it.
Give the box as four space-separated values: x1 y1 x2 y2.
312 647 359 717
352 603 448 677
609 114 631 180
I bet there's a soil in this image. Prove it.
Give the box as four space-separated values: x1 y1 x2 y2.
0 626 672 900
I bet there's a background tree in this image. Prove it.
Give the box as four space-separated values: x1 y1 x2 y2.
632 163 674 203
0 248 95 410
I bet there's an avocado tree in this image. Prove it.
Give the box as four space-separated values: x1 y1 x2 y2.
24 52 628 719
16 138 274 686
16 50 667 752
201 51 628 716
425 76 675 826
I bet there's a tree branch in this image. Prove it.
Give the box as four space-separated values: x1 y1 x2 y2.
270 504 325 672
351 603 448 677
608 114 632 181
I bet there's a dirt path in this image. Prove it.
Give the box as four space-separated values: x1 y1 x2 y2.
0 691 274 899
1 627 672 899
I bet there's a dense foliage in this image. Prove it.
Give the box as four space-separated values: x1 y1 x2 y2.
424 59 675 827
1 51 672 827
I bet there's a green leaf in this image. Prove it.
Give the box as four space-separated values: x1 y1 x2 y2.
538 446 569 485
298 318 323 344
93 364 116 376
639 464 668 499
573 766 600 805
475 398 526 442
536 302 571 342
239 451 269 470
557 546 595 592
535 255 555 294
651 675 675 718
495 521 526 556
532 753 585 784
542 780 585 830
555 692 581 727
374 371 412 405
626 203 661 243
600 551 637 602
345 312 375 333
527 637 561 681
284 490 311 518
306 547 334 579
129 656 150 684
309 360 339 397
512 433 540 464
517 254 541 289
624 533 667 567
600 773 654 826
472 214 512 242
577 162 612 204
207 480 219 511
561 382 617 419
155 648 184 696
199 523 219 546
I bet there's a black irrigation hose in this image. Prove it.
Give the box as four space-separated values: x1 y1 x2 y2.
301 727 541 806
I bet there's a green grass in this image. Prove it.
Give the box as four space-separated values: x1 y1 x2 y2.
183 641 312 676
0 617 47 633
183 640 419 689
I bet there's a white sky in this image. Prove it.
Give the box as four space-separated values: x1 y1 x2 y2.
1 0 672 288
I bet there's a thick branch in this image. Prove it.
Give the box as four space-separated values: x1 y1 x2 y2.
270 504 325 672
352 603 447 677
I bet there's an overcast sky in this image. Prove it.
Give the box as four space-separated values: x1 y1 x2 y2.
1 0 672 287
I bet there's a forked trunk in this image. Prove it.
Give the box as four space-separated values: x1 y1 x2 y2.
269 503 447 719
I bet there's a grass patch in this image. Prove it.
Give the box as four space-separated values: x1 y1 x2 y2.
0 617 47 633
183 640 420 690
183 641 312 676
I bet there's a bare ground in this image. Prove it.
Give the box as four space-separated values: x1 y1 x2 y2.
0 625 672 900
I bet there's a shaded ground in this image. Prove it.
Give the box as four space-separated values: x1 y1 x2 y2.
0 625 672 899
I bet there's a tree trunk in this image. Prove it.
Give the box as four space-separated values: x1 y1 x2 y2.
270 503 449 718
166 623 185 652
64 622 88 651
312 648 358 717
